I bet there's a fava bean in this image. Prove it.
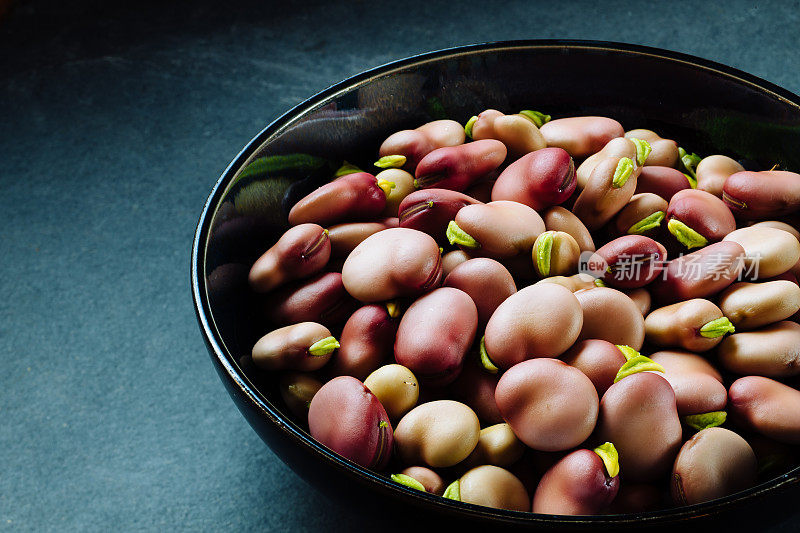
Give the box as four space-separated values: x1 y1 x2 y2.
532 231 581 277
625 287 652 315
718 321 800 377
723 226 800 279
495 358 598 451
625 129 679 167
483 284 583 369
379 119 466 169
332 304 398 380
470 109 547 155
573 156 640 231
648 350 727 416
543 206 596 252
442 250 472 277
575 287 645 349
279 371 323 419
540 116 624 158
446 465 530 511
729 376 800 444
463 176 496 203
262 272 357 327
398 188 481 244
592 235 667 288
649 241 746 303
532 448 620 515
395 400 480 467
415 139 507 191
448 356 504 425
644 299 733 352
397 466 445 495
444 258 516 326
665 189 736 249
449 200 545 259
695 155 744 198
308 376 393 469
561 339 628 396
288 172 391 226
671 427 756 506
535 273 599 292
328 218 396 258
491 147 576 210
723 170 800 219
719 280 800 329
364 364 419 420
252 322 339 371
342 228 442 302
750 220 800 241
614 193 669 237
248 223 331 292
634 166 692 201
465 423 526 468
577 137 640 190
599 372 682 482
378 168 416 216
394 287 478 385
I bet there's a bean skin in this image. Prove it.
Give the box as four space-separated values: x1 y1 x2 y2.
483 283 583 369
671 427 756 505
723 226 800 279
451 200 545 259
444 258 516 327
543 206 596 252
572 156 640 231
379 119 465 170
575 287 645 349
455 465 530 512
398 188 481 244
532 449 620 515
495 358 598 451
723 170 800 219
331 304 398 380
729 376 800 444
649 350 727 416
625 129 679 167
328 218 396 258
540 116 624 158
634 166 692 201
695 155 744 198
561 339 628 396
614 193 669 238
598 372 682 482
665 189 736 249
491 147 576 210
248 223 331 292
394 400 480 467
592 235 667 289
342 228 442 302
261 272 358 327
718 321 800 378
394 287 478 386
308 376 394 469
644 299 731 352
415 139 507 191
288 172 389 226
719 280 800 330
649 241 746 303
471 109 547 155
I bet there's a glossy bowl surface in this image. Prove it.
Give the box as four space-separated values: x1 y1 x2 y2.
192 40 800 529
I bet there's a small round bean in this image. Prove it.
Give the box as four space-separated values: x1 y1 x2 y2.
532 231 581 277
364 364 419 420
279 371 323 420
399 466 445 495
394 400 480 467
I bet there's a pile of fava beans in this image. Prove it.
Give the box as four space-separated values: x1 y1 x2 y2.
246 111 800 515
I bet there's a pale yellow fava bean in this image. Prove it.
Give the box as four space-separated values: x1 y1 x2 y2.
364 364 419 420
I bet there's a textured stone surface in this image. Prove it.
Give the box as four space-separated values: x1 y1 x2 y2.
1 0 799 530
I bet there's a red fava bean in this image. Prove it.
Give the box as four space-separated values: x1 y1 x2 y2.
532 448 620 515
261 272 358 328
592 235 667 289
398 188 481 244
723 170 800 219
379 119 466 170
414 139 507 191
248 223 331 292
665 189 736 249
288 172 391 226
444 258 516 327
540 116 625 158
562 340 628 396
491 147 576 210
635 166 692 201
331 304 399 380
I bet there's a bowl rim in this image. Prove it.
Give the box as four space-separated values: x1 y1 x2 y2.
191 39 800 525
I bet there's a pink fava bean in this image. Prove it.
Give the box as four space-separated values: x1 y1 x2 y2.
723 170 800 219
572 156 640 231
635 166 692 201
624 129 679 167
648 350 727 416
729 376 800 444
379 119 466 170
574 287 646 349
543 206 596 252
397 188 481 244
592 235 667 288
308 376 393 469
539 116 625 158
491 147 577 210
562 340 628 396
252 322 338 372
576 137 639 190
450 200 545 259
341 228 442 302
261 272 358 327
248 223 331 292
495 358 599 451
695 155 744 198
327 218 396 258
414 139 507 191
532 449 620 515
444 258 516 327
394 287 478 386
613 193 669 238
331 304 399 380
399 466 445 495
288 172 390 226
665 189 736 249
470 109 547 156
483 283 583 369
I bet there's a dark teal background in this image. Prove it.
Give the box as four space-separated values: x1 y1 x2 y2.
2 0 799 530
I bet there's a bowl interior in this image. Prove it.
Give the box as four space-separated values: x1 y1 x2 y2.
194 41 800 527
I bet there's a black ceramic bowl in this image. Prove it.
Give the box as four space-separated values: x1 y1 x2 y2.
191 40 800 530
